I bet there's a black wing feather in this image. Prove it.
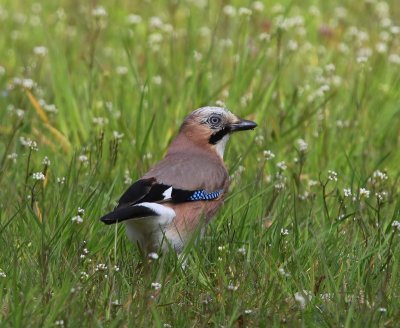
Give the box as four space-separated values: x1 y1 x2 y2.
100 205 157 225
100 177 221 225
116 177 199 208
117 177 157 208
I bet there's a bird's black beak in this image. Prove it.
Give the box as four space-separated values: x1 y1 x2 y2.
230 119 257 132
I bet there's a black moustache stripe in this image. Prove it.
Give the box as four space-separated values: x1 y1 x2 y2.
209 126 231 145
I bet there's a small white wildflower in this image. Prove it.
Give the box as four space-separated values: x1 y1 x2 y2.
44 103 58 113
42 156 51 166
359 188 370 198
20 137 38 150
152 75 162 85
337 214 345 221
219 38 233 48
148 33 163 44
113 131 124 140
163 324 172 328
80 271 89 279
277 161 287 171
390 25 400 34
244 309 253 314
112 300 121 306
375 42 387 53
199 26 211 37
143 152 152 160
151 282 162 290
55 320 64 326
0 270 6 278
227 284 239 291
95 263 107 271
263 150 275 160
238 7 252 16
388 54 400 64
370 170 388 183
343 188 352 197
255 135 264 145
280 228 289 236
378 307 387 313
287 39 298 51
223 5 236 17
328 170 338 182
124 170 132 185
376 191 388 201
237 247 246 255
7 153 18 163
92 117 109 126
116 66 128 75
217 245 225 251
296 139 308 152
127 14 142 25
278 267 290 277
258 33 270 42
357 56 369 64
78 155 89 164
308 179 318 187
391 221 400 231
294 290 312 309
33 46 48 56
148 252 159 260
298 191 310 201
82 248 89 254
22 78 35 89
72 215 83 224
32 172 45 180
215 100 226 107
252 1 264 12
57 177 66 184
92 6 107 17
114 265 120 272
193 50 203 62
77 207 85 214
149 16 163 28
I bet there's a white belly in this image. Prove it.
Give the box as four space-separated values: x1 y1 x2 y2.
123 203 181 253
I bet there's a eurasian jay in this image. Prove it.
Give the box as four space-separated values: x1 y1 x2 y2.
100 107 257 253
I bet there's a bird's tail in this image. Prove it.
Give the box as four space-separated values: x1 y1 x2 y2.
100 205 157 225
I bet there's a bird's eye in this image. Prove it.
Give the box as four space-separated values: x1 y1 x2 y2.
208 115 222 126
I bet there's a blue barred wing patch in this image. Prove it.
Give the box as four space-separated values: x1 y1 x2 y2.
189 189 222 201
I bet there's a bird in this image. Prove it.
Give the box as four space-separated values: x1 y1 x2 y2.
100 106 257 254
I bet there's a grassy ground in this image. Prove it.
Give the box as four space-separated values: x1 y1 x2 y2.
1 0 400 326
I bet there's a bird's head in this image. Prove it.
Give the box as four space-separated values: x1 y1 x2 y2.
179 106 257 158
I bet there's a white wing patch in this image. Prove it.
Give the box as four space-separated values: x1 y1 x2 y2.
136 202 176 225
162 187 173 199
124 202 176 249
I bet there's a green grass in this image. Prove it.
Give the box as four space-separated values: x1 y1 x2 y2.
1 0 400 326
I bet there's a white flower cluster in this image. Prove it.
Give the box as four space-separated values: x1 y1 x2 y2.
148 252 159 260
32 172 45 180
71 215 83 224
392 221 400 231
151 282 162 290
95 263 107 271
263 150 275 160
20 137 38 150
328 170 338 182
